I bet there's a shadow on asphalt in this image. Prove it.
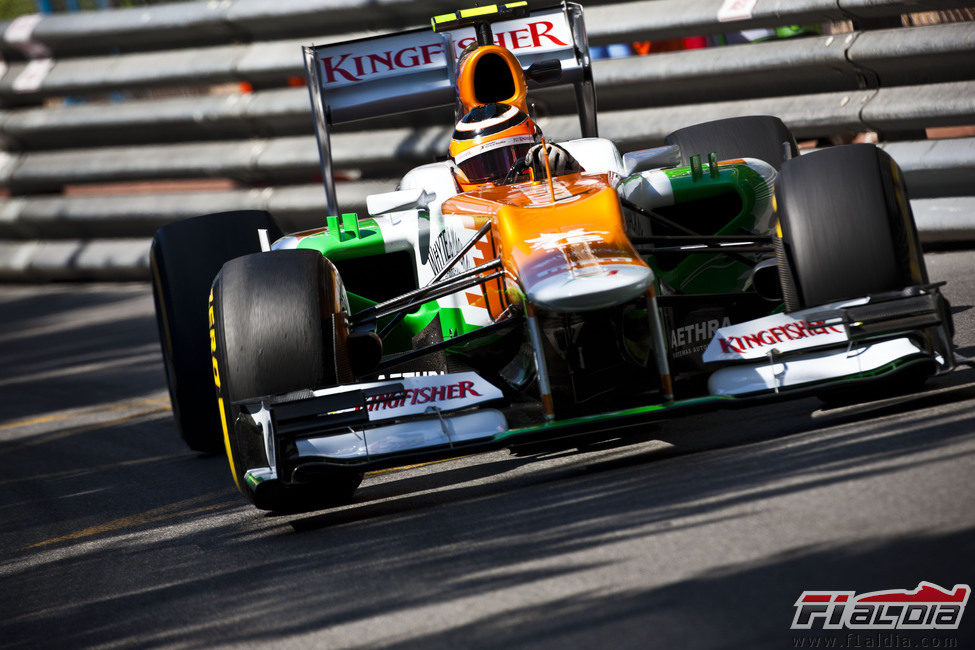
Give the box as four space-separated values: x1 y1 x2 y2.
0 285 162 423
3 267 974 648
2 352 974 648
280 364 975 535
374 528 975 649
286 369 975 533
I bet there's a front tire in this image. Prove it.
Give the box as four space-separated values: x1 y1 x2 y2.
774 143 927 310
210 250 361 512
774 144 935 400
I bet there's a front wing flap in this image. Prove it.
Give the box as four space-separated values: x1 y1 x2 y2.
703 284 953 396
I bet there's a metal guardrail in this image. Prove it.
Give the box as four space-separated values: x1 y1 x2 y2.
3 22 973 148
0 0 973 280
3 0 971 57
1 135 970 240
2 12 973 105
3 80 972 192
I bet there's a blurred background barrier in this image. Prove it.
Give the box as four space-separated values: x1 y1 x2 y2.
0 0 972 280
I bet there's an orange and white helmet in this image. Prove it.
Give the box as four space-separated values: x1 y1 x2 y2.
449 103 538 185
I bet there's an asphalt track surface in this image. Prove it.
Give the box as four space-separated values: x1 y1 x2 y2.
1 251 973 649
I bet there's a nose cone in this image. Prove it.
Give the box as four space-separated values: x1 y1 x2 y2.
528 263 654 311
493 181 656 312
445 175 657 313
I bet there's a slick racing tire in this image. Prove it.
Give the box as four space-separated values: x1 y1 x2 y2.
774 144 933 401
666 115 799 171
210 250 361 512
774 144 927 310
151 210 282 453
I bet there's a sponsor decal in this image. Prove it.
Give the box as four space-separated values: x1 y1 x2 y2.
703 312 849 362
429 227 473 279
670 316 731 359
452 133 536 165
526 228 609 251
320 42 443 84
318 371 502 421
367 380 482 411
316 10 571 87
791 582 970 631
716 320 844 354
429 223 503 315
522 243 642 286
452 19 568 53
517 180 583 205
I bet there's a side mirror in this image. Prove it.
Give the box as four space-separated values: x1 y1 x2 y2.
622 144 682 176
366 188 435 215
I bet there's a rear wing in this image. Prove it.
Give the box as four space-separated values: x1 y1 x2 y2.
302 2 596 215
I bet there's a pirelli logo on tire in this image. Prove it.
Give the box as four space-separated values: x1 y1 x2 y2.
208 289 220 390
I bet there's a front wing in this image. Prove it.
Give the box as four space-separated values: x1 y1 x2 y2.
235 284 953 494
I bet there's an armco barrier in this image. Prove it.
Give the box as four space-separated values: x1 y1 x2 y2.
0 0 973 280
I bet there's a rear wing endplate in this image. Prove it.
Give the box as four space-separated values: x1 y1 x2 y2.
302 1 596 215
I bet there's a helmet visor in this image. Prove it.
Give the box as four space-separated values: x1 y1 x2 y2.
458 143 532 184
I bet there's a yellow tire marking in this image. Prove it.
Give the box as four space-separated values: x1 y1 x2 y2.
218 397 241 491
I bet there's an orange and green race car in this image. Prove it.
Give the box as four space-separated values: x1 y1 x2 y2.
150 3 956 512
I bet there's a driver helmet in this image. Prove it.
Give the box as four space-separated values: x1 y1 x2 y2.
449 103 538 185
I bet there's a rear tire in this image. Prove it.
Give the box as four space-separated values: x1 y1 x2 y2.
210 250 361 512
774 144 927 310
666 115 798 170
151 210 282 453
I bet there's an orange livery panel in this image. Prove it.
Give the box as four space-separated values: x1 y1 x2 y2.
442 173 654 312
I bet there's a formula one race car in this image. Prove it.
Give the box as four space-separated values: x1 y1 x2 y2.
151 3 956 511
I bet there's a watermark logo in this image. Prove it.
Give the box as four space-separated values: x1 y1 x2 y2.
791 582 970 630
